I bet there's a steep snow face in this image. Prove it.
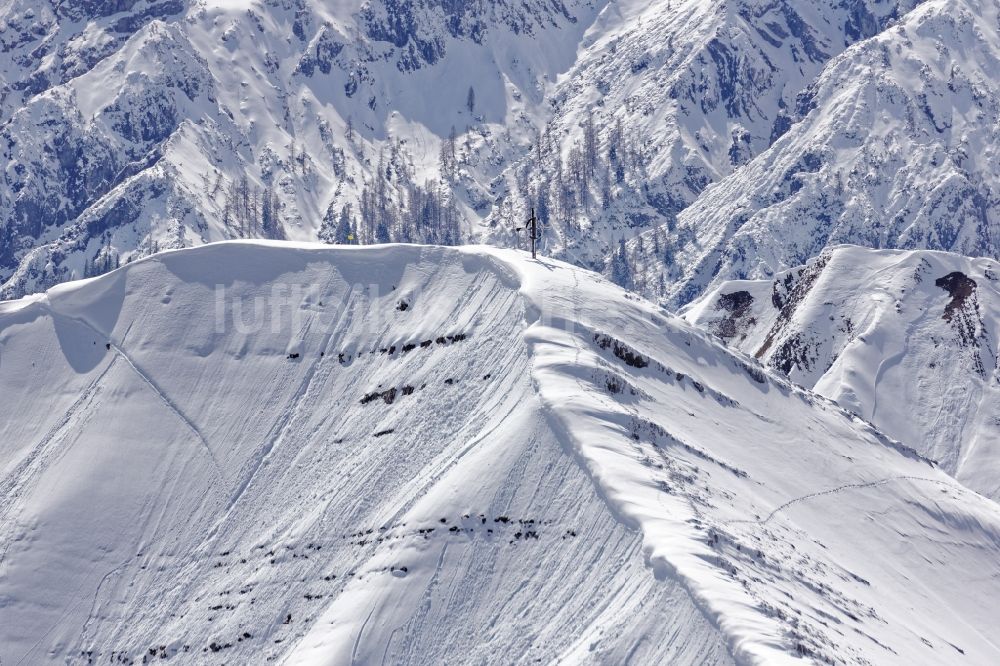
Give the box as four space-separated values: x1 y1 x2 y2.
641 0 1000 306
2 243 1000 664
683 244 1000 500
0 243 731 664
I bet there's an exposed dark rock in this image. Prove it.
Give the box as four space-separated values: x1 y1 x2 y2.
710 290 755 342
936 272 976 324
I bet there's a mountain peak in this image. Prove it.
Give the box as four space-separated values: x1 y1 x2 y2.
2 241 999 663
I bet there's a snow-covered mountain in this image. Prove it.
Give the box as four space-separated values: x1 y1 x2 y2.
482 0 923 268
683 244 1000 500
0 0 598 297
5 2 1000 662
637 0 1000 306
5 0 981 303
2 242 1000 664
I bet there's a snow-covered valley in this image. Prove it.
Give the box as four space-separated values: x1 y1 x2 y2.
1 242 999 664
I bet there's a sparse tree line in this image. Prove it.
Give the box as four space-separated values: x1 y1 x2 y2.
83 234 121 279
492 108 687 292
515 109 655 228
321 139 463 247
79 107 680 290
612 224 687 296
320 109 679 291
221 175 285 241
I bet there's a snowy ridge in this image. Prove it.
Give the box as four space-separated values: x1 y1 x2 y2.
683 244 1000 500
1 242 999 664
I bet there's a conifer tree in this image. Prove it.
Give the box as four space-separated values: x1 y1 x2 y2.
611 237 633 288
583 108 598 176
336 204 356 244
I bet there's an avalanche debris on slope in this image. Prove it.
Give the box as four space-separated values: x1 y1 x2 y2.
1 242 999 665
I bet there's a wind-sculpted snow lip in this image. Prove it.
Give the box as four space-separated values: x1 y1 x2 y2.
2 242 999 665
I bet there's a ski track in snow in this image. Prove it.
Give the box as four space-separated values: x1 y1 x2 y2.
0 355 116 530
349 604 378 666
12 561 107 666
869 314 915 426
108 339 226 480
39 303 226 481
726 475 960 527
220 307 330 514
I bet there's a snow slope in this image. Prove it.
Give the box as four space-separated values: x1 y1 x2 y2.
683 244 1000 500
1 242 999 664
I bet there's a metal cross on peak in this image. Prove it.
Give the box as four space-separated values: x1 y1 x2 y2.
516 207 542 259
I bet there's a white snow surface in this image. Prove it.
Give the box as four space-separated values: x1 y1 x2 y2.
0 242 999 664
683 244 1000 501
